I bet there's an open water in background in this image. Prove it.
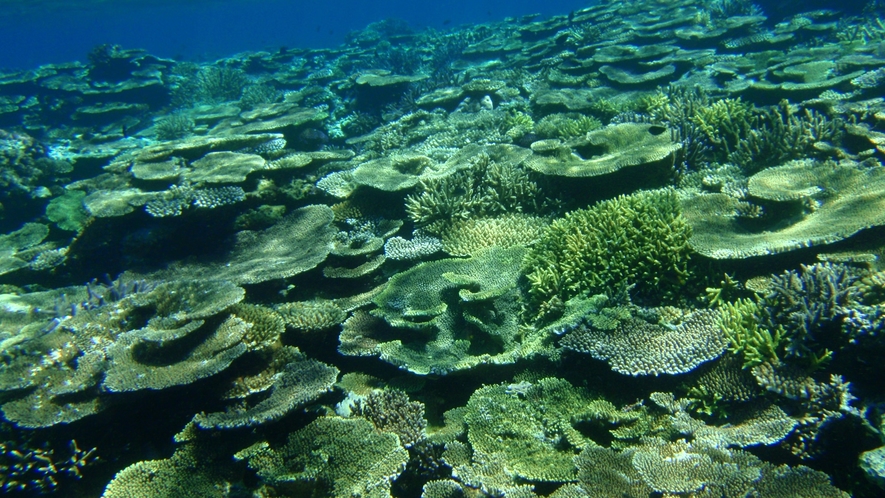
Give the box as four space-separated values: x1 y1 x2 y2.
0 0 594 70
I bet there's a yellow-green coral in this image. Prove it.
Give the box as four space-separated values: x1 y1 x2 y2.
523 188 692 314
690 97 753 157
405 148 549 228
535 113 602 139
717 298 787 369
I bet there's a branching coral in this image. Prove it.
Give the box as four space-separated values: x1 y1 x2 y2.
718 297 787 368
523 188 692 315
404 148 550 228
763 262 862 365
730 100 843 173
195 66 249 103
534 112 602 139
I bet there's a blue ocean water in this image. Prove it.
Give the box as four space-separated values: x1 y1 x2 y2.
0 0 593 70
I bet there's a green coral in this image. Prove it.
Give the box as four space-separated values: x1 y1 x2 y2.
195 66 249 104
154 114 195 141
405 147 550 228
46 190 90 232
690 97 754 160
535 113 602 139
365 245 544 375
523 188 692 316
235 416 408 497
729 100 843 173
503 110 535 135
587 97 635 122
463 377 639 482
762 263 861 366
718 298 787 369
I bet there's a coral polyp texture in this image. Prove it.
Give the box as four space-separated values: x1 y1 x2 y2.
2 0 885 495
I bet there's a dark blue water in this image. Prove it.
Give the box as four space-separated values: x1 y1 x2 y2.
0 0 593 70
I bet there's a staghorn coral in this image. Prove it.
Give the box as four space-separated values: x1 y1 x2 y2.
729 101 843 173
690 96 754 161
534 113 602 139
0 429 98 494
523 188 692 314
235 416 408 497
763 262 862 363
195 66 249 104
153 113 194 141
718 297 787 368
404 145 544 227
238 83 279 109
561 308 727 376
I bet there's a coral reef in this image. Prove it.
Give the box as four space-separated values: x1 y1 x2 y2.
1 0 884 495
